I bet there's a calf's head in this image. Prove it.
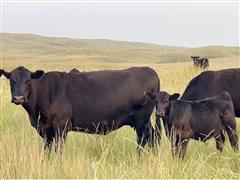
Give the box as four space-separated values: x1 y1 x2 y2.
191 56 200 60
145 91 180 118
1 66 44 105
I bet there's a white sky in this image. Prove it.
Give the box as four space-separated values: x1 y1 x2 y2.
1 1 239 47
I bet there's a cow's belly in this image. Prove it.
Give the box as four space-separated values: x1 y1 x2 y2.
71 118 115 134
71 111 134 134
191 123 223 141
191 114 223 140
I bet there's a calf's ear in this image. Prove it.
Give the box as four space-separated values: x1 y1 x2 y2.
31 70 45 79
170 93 180 101
0 69 11 79
144 91 156 100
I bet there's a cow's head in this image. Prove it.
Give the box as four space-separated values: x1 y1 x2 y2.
191 56 200 60
1 66 44 105
145 91 180 118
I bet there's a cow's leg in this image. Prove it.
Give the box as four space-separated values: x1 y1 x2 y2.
172 137 189 159
52 117 72 155
43 127 55 159
225 120 238 151
215 132 225 152
170 126 178 157
44 136 53 154
155 117 162 145
136 119 154 155
171 125 191 159
37 124 54 158
136 122 152 155
178 139 189 159
134 107 155 155
223 112 239 151
170 135 179 157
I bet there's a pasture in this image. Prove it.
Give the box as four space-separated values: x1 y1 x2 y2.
0 34 240 178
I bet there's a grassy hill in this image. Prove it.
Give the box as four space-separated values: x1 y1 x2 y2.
1 33 239 64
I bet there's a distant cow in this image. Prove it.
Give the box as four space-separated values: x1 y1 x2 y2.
191 56 209 69
181 68 240 117
145 91 238 158
69 68 80 74
0 66 160 155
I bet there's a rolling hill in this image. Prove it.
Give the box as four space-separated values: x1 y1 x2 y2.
1 33 239 64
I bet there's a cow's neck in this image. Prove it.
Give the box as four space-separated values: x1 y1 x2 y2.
22 80 40 129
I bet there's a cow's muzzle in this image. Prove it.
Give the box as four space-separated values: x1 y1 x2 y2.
155 112 164 118
12 96 24 105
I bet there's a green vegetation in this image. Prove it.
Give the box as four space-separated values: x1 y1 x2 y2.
0 33 240 178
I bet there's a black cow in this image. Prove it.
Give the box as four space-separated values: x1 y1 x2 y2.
69 68 80 74
145 91 238 158
0 66 160 155
181 68 240 117
191 56 209 69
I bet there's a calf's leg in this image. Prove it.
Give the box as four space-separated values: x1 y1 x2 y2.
52 117 72 155
178 140 189 159
223 111 239 151
215 132 225 152
170 126 179 157
225 122 238 151
170 125 192 159
155 117 162 145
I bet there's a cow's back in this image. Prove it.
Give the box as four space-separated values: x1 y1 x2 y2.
171 93 234 140
181 68 240 116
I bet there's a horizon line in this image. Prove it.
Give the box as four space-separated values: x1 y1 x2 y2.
1 32 239 49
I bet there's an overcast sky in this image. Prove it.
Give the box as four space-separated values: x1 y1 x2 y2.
1 1 239 47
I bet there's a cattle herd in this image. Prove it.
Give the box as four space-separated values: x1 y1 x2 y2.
0 65 239 159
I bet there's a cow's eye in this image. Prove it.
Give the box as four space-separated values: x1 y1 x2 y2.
25 80 31 85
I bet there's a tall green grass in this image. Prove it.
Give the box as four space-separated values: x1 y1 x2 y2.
0 58 240 178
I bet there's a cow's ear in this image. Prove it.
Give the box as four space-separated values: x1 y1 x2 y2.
144 91 156 100
31 70 45 79
0 70 11 79
191 56 193 58
170 93 180 101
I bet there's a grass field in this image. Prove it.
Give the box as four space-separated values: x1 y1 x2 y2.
0 33 240 178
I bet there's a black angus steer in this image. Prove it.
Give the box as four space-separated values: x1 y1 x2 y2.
145 91 238 158
0 66 160 155
191 56 209 69
181 68 240 117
